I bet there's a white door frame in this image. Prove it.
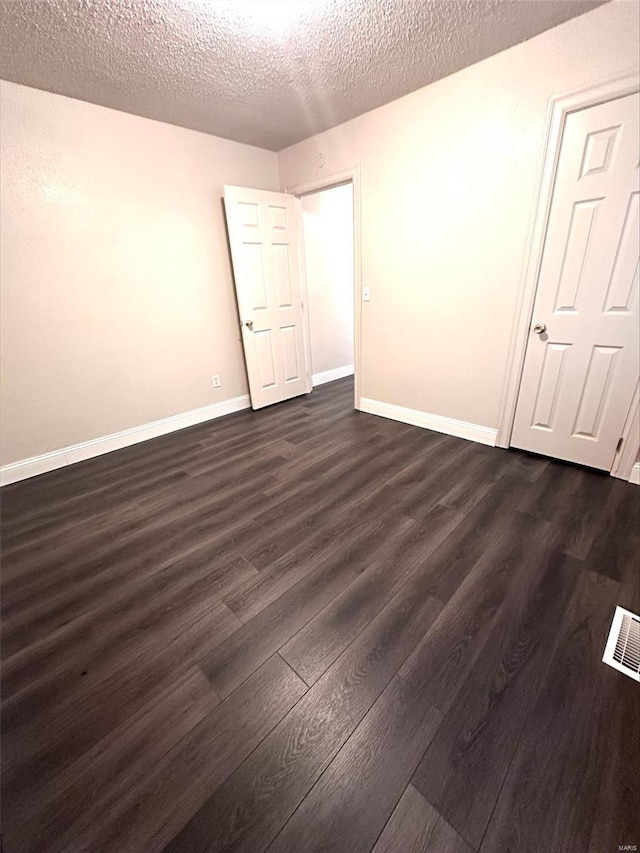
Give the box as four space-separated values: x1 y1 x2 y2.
285 165 363 409
610 381 639 481
496 71 640 481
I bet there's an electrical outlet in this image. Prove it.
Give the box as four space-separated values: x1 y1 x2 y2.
212 375 221 388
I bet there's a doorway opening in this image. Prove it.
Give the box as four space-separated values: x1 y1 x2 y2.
223 168 362 412
287 166 362 410
297 182 355 395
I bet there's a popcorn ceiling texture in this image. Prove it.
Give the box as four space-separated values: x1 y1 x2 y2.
0 0 605 151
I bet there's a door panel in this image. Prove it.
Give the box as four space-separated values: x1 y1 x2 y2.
531 342 570 430
224 186 311 409
511 92 640 470
572 345 620 437
603 191 639 313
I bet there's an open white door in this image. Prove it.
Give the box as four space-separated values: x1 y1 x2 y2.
511 92 639 470
224 185 311 409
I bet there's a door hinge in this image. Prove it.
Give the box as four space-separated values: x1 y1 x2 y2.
616 436 624 454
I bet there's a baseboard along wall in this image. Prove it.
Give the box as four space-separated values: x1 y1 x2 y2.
359 397 498 447
312 364 355 387
0 395 251 486
4 387 631 486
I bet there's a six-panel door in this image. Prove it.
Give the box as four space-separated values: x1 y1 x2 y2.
511 92 640 470
224 186 311 409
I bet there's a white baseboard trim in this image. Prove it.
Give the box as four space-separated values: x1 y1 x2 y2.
0 395 251 486
312 364 355 387
630 462 640 486
359 397 498 447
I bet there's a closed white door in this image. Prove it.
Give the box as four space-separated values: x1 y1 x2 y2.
224 186 311 409
511 92 639 470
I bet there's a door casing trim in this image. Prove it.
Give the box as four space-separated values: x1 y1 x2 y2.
610 381 639 482
496 71 640 481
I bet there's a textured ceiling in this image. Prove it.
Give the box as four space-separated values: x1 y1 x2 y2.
0 0 606 151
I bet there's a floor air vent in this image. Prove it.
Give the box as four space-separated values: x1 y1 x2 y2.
603 606 640 682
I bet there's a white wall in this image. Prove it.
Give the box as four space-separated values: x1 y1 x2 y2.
301 184 354 381
0 81 279 467
2 1 638 473
278 1 640 436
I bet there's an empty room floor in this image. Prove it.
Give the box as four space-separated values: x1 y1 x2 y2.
1 377 638 853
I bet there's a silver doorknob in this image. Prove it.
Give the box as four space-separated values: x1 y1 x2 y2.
533 323 547 334
245 320 254 331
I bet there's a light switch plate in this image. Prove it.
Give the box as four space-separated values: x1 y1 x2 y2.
363 287 371 302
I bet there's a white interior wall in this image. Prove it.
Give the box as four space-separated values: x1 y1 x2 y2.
278 0 640 443
0 81 279 470
301 184 355 384
2 1 638 480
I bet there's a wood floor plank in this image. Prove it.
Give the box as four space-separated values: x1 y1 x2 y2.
200 513 416 698
373 438 475 521
398 506 556 712
1 484 273 657
267 675 442 853
279 503 461 685
1 470 274 622
497 447 551 483
411 547 581 849
251 425 441 530
0 498 148 587
225 506 390 623
372 785 473 853
248 443 388 527
431 478 547 604
61 655 307 853
183 437 296 477
587 668 639 853
2 599 240 796
0 498 146 562
250 418 449 551
1 464 185 532
479 569 627 853
263 431 387 496
282 407 377 444
2 553 257 698
240 445 398 570
1 377 636 853
162 582 444 852
1 666 219 853
518 461 615 560
584 477 640 600
437 444 501 513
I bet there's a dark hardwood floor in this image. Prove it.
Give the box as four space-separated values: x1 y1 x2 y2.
1 376 638 853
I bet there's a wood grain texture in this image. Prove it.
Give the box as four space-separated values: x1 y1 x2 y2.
1 377 637 853
1 667 219 853
398 507 557 712
162 588 444 853
411 546 581 849
587 668 640 853
479 570 634 853
267 675 443 853
2 598 240 800
199 512 417 698
2 552 257 701
372 785 473 853
62 655 307 853
279 503 461 685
